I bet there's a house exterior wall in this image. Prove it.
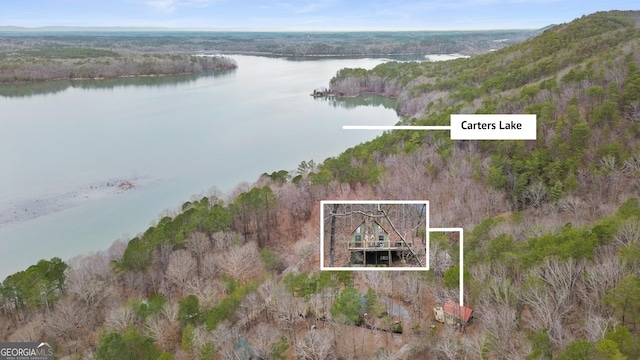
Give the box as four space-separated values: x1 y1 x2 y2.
350 220 390 248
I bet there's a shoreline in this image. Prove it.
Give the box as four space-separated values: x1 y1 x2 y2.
0 68 236 86
0 72 203 85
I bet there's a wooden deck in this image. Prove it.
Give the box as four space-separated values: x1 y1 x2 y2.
348 240 410 250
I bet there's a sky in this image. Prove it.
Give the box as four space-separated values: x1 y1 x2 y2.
0 0 638 30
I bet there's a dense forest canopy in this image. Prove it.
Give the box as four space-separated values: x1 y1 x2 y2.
0 28 539 56
1 10 640 359
0 28 540 83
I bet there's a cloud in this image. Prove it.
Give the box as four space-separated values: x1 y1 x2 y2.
145 0 217 13
295 4 322 13
146 0 178 13
186 0 218 8
277 0 337 14
374 0 563 14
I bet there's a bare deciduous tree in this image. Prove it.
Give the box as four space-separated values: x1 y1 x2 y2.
430 241 453 277
219 241 263 283
558 195 584 219
8 314 44 342
433 327 462 360
425 286 459 311
296 329 334 360
184 277 224 308
257 277 278 323
240 293 262 327
295 238 318 272
161 302 179 324
107 239 127 263
583 314 616 343
460 332 485 360
44 298 87 341
625 100 640 122
154 243 174 273
364 271 383 291
533 257 581 306
249 323 282 359
479 303 525 359
210 320 240 351
166 250 197 296
210 231 234 251
520 280 569 348
614 219 640 248
605 62 627 86
399 273 423 319
192 325 215 355
521 181 547 208
274 286 305 342
187 231 211 276
202 252 219 280
65 266 110 310
105 306 134 332
144 315 176 351
579 251 625 308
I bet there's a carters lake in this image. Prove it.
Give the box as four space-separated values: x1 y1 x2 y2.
0 55 400 278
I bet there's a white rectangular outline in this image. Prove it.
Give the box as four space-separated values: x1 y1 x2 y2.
344 114 537 142
429 228 465 307
450 114 537 140
320 200 429 271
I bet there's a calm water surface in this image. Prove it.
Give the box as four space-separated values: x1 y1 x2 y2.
0 55 399 278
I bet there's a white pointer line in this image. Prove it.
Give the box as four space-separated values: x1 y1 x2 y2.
342 125 451 130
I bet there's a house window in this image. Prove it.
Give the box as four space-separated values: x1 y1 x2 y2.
378 235 384 241
355 235 361 247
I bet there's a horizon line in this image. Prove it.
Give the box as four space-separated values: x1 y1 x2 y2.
0 25 545 32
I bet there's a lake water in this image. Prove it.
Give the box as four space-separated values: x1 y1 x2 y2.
0 55 400 278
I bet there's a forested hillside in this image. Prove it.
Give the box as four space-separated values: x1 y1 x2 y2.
2 10 640 360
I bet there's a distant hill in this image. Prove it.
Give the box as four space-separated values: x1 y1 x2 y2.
0 25 173 32
0 26 539 56
537 24 556 32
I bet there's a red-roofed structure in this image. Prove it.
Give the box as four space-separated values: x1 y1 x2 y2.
433 300 474 325
444 300 473 323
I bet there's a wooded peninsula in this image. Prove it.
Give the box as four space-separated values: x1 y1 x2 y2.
0 48 237 84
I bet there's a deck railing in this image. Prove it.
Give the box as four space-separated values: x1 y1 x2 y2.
348 240 408 249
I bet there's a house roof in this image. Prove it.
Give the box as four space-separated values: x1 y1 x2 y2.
443 300 473 323
350 219 390 235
